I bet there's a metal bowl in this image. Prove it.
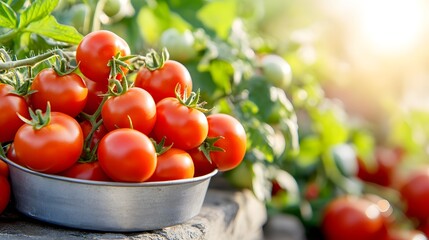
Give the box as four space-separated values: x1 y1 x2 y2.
1 157 217 232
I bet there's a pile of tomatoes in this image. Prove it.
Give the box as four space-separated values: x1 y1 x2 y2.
0 30 247 214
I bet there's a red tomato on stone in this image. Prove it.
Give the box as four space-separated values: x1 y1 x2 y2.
82 77 108 115
134 60 192 103
0 84 30 143
187 147 216 177
0 176 10 214
148 148 194 181
101 87 157 135
206 114 247 171
14 112 84 174
322 195 386 240
399 168 429 222
59 161 111 181
152 97 208 150
76 30 130 83
29 68 88 117
97 128 157 182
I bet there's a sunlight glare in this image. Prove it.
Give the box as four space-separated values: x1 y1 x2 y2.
357 0 425 54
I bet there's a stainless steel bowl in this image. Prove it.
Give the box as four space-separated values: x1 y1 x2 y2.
2 157 217 232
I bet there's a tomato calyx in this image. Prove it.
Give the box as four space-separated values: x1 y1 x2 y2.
198 136 225 164
175 85 211 113
152 136 173 156
52 57 78 77
144 48 170 71
18 102 51 130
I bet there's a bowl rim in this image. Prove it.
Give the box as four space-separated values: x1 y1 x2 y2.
1 155 218 187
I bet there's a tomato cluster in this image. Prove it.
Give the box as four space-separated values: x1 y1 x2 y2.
0 30 247 214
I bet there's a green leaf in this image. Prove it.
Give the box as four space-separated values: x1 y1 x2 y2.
25 16 83 44
0 1 17 28
18 0 59 28
7 0 26 12
197 0 236 39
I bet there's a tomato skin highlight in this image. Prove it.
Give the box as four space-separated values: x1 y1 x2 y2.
322 195 386 240
207 114 247 171
29 68 88 118
0 84 30 143
101 87 157 135
134 60 192 103
76 30 130 83
14 112 84 174
0 176 10 214
59 161 111 181
97 128 157 182
152 97 208 151
148 148 194 181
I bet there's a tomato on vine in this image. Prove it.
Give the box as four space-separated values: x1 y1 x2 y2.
151 87 208 151
322 195 386 240
29 68 88 118
0 83 30 143
14 106 84 174
134 53 193 103
97 128 157 182
76 30 130 83
399 167 429 222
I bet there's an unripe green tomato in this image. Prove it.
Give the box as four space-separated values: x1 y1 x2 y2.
70 4 90 33
160 28 197 62
103 0 121 17
261 54 292 90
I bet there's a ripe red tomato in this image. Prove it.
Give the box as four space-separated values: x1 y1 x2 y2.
101 87 156 135
152 97 208 150
206 114 247 171
0 84 30 143
0 176 10 214
148 148 194 181
399 167 429 221
82 77 108 115
29 68 88 117
187 147 216 177
357 146 404 187
134 60 192 103
79 120 107 150
14 112 84 174
322 195 386 240
97 128 157 182
0 159 8 177
76 30 130 83
59 161 111 181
